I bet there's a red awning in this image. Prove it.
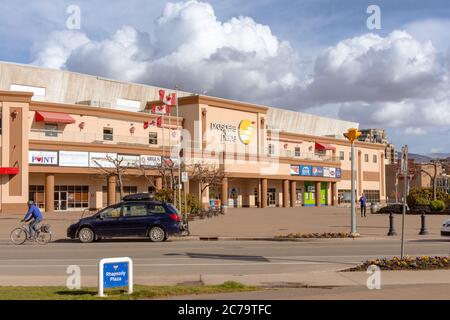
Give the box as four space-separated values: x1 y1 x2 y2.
35 111 75 124
0 167 19 175
315 142 336 151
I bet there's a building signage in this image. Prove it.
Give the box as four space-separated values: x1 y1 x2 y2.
312 166 323 177
238 119 255 145
98 257 133 297
89 153 118 168
210 122 237 143
29 151 58 165
329 167 336 178
290 165 299 176
336 168 342 178
300 165 312 176
118 155 140 167
162 156 180 168
140 155 162 168
59 151 89 167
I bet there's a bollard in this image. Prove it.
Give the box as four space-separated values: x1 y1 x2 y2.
387 211 397 236
419 211 429 235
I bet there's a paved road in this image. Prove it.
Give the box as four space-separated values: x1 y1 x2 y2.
0 238 448 287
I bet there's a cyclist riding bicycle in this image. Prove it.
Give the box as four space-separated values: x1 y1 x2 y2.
21 200 43 240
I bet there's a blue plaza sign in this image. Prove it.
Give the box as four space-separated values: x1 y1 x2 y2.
103 262 129 288
312 166 323 177
98 257 133 297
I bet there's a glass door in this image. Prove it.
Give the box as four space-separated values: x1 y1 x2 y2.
54 191 68 211
267 188 276 206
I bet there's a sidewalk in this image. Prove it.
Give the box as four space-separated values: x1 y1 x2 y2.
0 207 448 241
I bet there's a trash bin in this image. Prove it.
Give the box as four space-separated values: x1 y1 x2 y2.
370 203 379 214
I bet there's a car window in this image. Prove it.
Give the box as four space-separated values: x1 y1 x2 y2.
123 204 148 217
148 204 166 215
101 206 121 219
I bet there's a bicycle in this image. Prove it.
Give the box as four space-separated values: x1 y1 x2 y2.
10 221 52 245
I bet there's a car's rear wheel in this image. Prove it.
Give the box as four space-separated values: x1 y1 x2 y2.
149 226 166 242
78 227 95 243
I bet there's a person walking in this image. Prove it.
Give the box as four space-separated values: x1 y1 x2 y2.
359 193 367 217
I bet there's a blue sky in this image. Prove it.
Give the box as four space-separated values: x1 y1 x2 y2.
1 0 450 155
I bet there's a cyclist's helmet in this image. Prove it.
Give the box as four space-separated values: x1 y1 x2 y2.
27 200 35 206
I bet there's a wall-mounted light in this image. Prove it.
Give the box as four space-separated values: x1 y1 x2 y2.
79 122 85 130
130 126 135 134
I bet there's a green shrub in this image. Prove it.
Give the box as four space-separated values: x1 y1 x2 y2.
430 200 445 212
154 189 200 215
415 197 430 206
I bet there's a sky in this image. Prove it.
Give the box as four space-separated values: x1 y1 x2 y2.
1 0 450 155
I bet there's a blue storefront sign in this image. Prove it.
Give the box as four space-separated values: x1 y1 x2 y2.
300 165 312 176
336 168 341 178
312 166 323 177
103 261 129 288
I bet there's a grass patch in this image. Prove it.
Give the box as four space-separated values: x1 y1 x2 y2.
275 232 356 239
0 281 258 300
343 256 450 272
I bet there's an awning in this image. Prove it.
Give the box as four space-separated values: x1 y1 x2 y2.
0 167 19 175
35 111 75 124
315 142 336 151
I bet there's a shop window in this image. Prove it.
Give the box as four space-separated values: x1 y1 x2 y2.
103 127 113 141
56 185 89 209
338 189 352 204
363 190 380 204
364 154 369 162
29 185 45 209
294 147 301 157
102 185 138 206
149 132 158 145
373 154 377 163
339 151 345 160
44 123 58 137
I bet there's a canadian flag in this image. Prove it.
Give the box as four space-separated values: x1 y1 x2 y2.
158 89 177 106
156 116 162 128
151 105 170 115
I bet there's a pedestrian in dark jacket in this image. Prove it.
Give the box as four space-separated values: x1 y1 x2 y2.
359 193 367 217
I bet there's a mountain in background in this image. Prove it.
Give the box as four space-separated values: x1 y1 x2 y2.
397 152 450 162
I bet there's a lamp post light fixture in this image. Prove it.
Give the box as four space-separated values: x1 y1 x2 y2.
344 128 362 236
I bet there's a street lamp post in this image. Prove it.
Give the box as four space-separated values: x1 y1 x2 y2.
344 128 361 236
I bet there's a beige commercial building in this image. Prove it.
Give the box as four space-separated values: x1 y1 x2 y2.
0 62 387 213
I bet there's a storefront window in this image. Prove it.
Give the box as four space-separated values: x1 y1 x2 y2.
29 185 45 209
363 190 380 204
56 185 89 209
102 185 138 207
103 127 113 141
295 147 301 157
44 123 58 137
149 132 158 145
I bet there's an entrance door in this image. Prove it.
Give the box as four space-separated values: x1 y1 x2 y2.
296 188 303 206
54 191 68 211
267 188 276 206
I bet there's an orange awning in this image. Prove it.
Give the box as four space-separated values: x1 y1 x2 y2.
315 142 336 151
35 111 75 124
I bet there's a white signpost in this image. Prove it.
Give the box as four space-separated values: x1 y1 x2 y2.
98 257 133 297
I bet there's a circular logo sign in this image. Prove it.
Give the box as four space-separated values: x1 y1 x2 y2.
238 119 255 145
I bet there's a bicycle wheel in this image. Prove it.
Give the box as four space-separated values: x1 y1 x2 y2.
10 228 27 245
36 231 52 245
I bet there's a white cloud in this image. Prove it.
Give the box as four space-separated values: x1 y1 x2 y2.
404 127 427 135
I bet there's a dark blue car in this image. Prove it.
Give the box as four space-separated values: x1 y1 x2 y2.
67 194 181 243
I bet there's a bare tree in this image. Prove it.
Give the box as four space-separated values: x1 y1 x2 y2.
94 155 128 200
139 166 156 191
187 161 225 207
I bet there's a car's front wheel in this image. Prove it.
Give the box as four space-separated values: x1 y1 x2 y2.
78 227 95 243
149 226 166 242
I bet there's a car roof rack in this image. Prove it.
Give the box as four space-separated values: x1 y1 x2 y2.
122 193 155 202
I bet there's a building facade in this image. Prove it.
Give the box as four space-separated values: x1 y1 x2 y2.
0 62 387 213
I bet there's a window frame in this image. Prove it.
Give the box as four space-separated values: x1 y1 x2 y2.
103 127 114 141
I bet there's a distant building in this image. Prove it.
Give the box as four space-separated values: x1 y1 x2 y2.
358 129 396 165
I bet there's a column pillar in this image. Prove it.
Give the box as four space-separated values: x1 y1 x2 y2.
331 182 337 206
283 179 289 208
221 177 228 213
107 175 116 206
155 176 163 191
290 180 296 207
315 181 321 207
261 178 268 208
45 174 55 213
